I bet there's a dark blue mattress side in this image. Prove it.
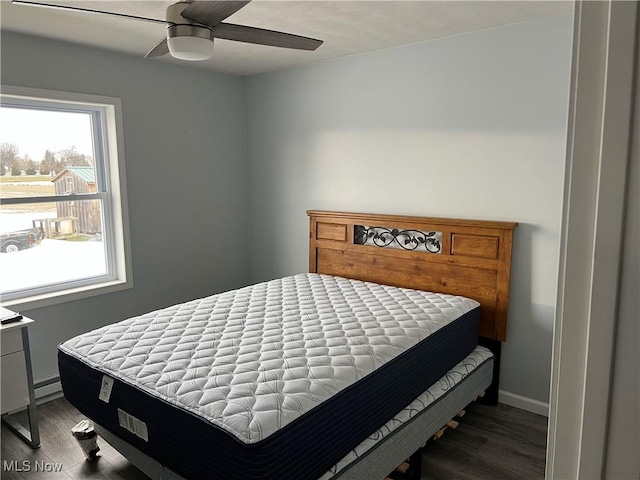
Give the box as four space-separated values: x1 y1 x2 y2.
58 306 479 480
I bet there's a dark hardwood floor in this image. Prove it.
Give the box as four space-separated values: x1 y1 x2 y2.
421 402 547 479
1 397 547 479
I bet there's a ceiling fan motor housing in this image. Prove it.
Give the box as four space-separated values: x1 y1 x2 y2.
12 0 323 62
166 1 214 61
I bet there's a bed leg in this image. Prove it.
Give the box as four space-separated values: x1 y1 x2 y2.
385 449 423 480
407 449 423 479
478 337 501 406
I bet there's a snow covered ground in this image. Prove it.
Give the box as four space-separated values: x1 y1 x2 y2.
1 211 106 293
0 210 57 234
1 181 53 186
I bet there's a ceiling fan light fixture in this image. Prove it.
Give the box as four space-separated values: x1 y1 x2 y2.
13 0 324 63
167 24 214 61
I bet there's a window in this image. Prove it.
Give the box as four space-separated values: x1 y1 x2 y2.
65 174 75 194
0 86 132 309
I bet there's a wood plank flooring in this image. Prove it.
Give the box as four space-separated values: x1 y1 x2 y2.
1 397 547 479
421 403 547 479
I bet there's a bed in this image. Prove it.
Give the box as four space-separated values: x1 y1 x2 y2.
58 210 517 480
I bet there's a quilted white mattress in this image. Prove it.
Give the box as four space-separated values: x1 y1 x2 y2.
59 273 479 445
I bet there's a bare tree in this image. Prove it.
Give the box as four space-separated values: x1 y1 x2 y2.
0 143 20 176
58 146 91 167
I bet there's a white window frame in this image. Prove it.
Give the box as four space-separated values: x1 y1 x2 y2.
0 86 133 309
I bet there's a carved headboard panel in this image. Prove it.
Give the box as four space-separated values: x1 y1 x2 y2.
308 210 518 341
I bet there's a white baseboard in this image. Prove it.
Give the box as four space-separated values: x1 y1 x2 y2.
34 374 63 404
499 390 549 417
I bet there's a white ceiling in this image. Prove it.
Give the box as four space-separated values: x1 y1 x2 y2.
0 1 573 76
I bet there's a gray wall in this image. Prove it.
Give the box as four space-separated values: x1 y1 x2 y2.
2 16 574 405
1 31 250 381
245 15 573 403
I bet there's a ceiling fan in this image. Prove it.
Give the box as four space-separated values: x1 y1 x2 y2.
11 0 324 61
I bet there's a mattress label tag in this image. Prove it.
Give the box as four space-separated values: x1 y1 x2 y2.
98 375 114 403
117 408 149 442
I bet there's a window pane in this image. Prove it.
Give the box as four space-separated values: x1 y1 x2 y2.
0 200 107 295
0 107 97 197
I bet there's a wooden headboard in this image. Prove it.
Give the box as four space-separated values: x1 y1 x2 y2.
308 210 518 341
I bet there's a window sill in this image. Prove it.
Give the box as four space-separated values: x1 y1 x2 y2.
1 279 133 311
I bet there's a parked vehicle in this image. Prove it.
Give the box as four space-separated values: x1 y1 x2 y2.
0 228 44 253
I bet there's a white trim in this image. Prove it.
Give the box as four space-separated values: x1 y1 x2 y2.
35 384 63 405
1 85 125 109
32 373 63 404
499 390 549 417
576 2 637 476
0 85 133 309
35 381 62 400
2 279 132 311
547 1 638 479
36 390 64 406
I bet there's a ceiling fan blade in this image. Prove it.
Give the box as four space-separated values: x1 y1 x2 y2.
213 23 323 51
11 0 166 24
145 38 169 58
181 1 251 28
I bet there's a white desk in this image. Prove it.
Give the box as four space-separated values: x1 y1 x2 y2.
1 308 40 448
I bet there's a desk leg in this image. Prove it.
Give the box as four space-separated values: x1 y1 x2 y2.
1 327 41 448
